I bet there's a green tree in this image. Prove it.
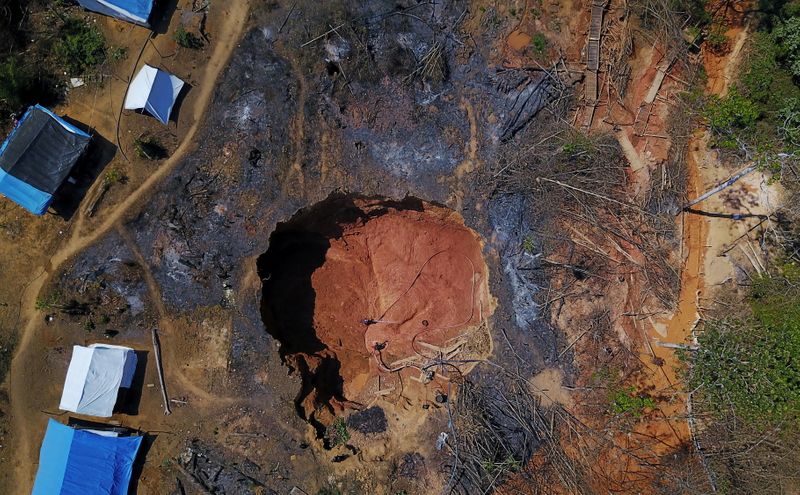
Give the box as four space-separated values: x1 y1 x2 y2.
690 268 800 422
774 16 800 77
704 89 760 147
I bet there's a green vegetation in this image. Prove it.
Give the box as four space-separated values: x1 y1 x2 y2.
561 131 595 155
0 56 34 111
104 168 126 184
701 6 800 166
704 89 760 148
328 417 350 446
531 32 547 54
174 26 203 49
690 268 800 422
109 46 128 62
482 454 522 475
522 235 536 253
35 292 62 311
609 386 656 417
774 16 800 77
56 18 107 74
706 23 728 51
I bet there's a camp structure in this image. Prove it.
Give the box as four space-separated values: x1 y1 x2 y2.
32 419 142 495
59 344 138 418
0 105 90 215
124 64 185 124
74 0 154 27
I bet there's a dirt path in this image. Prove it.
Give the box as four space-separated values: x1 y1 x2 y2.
7 2 251 489
645 25 756 453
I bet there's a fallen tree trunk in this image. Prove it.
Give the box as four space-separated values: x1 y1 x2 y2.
152 328 172 416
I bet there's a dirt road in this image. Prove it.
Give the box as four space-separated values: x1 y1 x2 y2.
6 2 251 490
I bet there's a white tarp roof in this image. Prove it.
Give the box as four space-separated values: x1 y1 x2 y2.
124 64 185 124
59 344 137 418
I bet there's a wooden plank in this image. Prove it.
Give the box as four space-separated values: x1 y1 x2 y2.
587 41 600 71
585 71 598 102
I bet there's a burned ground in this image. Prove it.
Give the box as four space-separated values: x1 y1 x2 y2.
6 1 571 493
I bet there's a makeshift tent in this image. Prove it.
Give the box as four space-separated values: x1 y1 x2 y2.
124 65 185 124
32 419 142 495
74 0 153 26
0 105 90 215
60 344 138 418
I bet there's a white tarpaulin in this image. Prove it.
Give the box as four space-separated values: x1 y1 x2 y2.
59 344 137 418
124 64 185 124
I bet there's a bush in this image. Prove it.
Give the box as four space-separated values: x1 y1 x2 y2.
174 26 203 49
56 18 107 75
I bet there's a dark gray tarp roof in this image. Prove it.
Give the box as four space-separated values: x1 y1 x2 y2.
0 106 91 194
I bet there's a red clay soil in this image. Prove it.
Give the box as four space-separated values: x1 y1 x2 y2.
274 199 494 423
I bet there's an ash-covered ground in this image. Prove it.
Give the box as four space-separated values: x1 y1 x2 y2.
43 2 571 493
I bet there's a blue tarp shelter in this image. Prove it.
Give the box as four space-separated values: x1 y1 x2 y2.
75 0 154 27
0 105 91 215
32 419 142 495
124 65 185 124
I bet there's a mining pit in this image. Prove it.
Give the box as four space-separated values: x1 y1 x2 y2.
259 195 494 433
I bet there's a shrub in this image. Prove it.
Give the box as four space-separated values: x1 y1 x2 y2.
56 18 107 74
109 46 128 61
609 387 656 417
531 32 547 54
104 168 126 184
174 26 203 49
327 417 350 446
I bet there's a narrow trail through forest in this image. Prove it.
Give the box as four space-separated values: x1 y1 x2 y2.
6 3 251 489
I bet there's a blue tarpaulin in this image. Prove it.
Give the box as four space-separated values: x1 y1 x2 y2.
0 105 91 215
75 0 154 26
32 419 142 495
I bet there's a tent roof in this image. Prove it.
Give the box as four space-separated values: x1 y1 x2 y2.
32 419 142 495
124 64 185 124
0 105 90 215
60 344 137 418
75 0 153 26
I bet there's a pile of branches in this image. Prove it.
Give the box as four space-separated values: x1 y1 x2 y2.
490 114 680 310
445 372 592 494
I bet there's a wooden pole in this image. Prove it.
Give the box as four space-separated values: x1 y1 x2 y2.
152 328 172 415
